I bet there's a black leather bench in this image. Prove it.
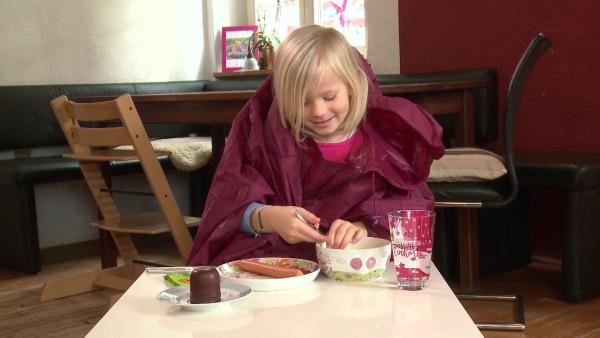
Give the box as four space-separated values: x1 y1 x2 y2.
377 68 498 145
516 151 600 302
0 82 209 274
0 69 498 275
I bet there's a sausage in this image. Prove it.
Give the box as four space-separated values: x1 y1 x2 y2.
235 260 304 278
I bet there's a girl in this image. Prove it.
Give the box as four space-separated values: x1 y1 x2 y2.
187 25 444 266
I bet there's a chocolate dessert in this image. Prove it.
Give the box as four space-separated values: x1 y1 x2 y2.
189 267 221 304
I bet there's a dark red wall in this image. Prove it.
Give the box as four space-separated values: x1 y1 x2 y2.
398 1 600 151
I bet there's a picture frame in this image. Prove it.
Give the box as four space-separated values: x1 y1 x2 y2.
221 25 258 72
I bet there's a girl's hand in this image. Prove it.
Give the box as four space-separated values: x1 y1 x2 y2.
258 206 329 244
327 220 367 249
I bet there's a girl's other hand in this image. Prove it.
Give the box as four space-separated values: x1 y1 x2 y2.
327 220 367 249
261 206 329 244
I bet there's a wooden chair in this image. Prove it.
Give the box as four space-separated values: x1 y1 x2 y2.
41 93 200 301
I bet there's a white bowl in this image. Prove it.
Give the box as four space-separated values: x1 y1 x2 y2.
315 237 391 282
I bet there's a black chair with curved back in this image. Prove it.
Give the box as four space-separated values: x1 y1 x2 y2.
429 33 552 330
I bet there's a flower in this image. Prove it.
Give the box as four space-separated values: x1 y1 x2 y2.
254 14 280 52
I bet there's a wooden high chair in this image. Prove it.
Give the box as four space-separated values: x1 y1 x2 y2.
41 93 200 301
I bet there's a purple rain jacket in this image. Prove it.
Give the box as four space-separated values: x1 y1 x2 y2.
187 59 444 266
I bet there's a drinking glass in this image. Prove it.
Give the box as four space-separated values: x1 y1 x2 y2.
388 210 436 290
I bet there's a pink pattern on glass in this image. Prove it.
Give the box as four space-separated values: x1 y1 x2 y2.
388 210 435 289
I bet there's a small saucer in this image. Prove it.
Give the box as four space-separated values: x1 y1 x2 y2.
157 282 251 312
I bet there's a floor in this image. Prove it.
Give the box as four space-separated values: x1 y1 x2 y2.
458 263 600 338
1 240 599 338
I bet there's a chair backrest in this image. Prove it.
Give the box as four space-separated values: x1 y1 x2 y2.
489 33 552 208
54 95 135 149
50 93 194 261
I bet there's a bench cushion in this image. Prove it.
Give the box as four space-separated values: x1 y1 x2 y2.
0 157 81 186
428 181 505 203
0 156 175 187
203 79 266 91
0 81 211 151
0 84 135 151
132 81 207 94
516 150 600 302
516 151 600 190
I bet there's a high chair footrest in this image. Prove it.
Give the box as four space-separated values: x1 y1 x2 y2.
92 212 200 234
456 294 525 331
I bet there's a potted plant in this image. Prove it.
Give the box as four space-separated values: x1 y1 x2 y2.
253 15 280 70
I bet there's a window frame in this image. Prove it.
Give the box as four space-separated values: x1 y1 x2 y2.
246 0 400 74
246 0 323 31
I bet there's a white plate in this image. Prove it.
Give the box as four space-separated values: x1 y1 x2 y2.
157 282 251 312
217 257 320 292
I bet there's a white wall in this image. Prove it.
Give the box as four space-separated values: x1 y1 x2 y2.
208 0 249 75
366 0 400 74
1 0 399 248
0 0 207 85
0 0 398 85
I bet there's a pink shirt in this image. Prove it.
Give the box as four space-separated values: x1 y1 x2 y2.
316 129 364 162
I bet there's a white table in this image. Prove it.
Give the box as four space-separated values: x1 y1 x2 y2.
87 263 482 338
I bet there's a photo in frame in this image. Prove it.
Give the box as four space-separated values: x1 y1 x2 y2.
221 25 258 72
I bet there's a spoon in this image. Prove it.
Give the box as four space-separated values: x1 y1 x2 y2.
145 265 216 274
145 266 195 274
294 210 333 248
294 210 321 232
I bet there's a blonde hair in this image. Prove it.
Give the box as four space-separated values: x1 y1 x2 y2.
272 25 368 142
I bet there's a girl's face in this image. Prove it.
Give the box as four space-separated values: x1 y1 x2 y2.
302 67 350 143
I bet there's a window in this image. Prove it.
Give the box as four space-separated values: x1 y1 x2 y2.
254 0 301 42
251 0 366 56
315 0 366 56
